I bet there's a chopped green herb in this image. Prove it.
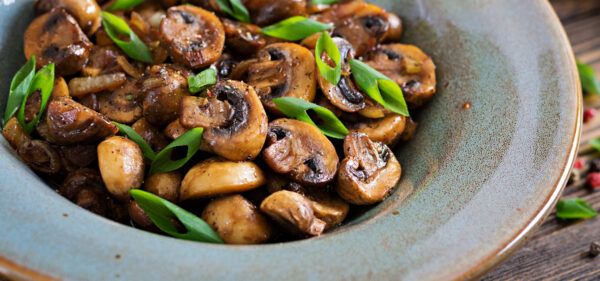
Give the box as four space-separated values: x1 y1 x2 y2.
555 198 598 219
101 11 153 63
107 0 145 11
260 16 334 41
113 122 156 161
149 128 204 175
315 32 342 85
188 68 217 94
17 63 55 134
273 97 348 139
215 0 250 23
577 60 600 95
3 56 36 126
311 0 338 4
125 94 134 101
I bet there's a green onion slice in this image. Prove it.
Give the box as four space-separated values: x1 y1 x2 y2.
101 11 153 63
188 68 217 94
113 122 157 161
215 0 250 23
17 63 55 134
4 56 36 126
273 97 348 139
349 59 410 117
107 0 145 11
312 0 338 4
149 127 204 175
260 16 334 41
577 60 600 95
315 32 342 85
130 189 223 243
555 198 598 219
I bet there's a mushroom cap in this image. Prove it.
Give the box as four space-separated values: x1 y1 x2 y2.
262 118 339 186
244 0 307 26
222 19 268 56
260 190 326 237
349 114 406 146
34 0 101 36
140 64 193 126
18 140 62 174
97 78 143 124
144 171 182 203
97 136 145 201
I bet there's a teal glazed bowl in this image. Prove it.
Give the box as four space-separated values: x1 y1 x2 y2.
0 0 581 280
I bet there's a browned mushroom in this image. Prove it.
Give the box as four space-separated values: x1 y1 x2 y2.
131 118 169 152
46 97 118 144
159 5 225 69
180 80 268 161
97 136 145 201
202 194 273 244
128 200 155 229
248 43 317 114
164 119 189 140
52 77 70 99
144 171 182 203
365 44 436 108
58 144 98 172
262 118 338 186
139 64 193 125
17 140 61 174
384 12 403 43
317 37 365 113
2 118 32 150
315 2 389 56
348 114 406 146
34 0 101 35
244 0 307 26
399 117 418 142
97 78 143 124
260 190 326 236
81 46 123 77
222 19 268 56
335 132 401 205
24 8 93 76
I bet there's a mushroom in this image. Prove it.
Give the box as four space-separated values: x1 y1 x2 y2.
81 46 123 77
58 144 98 172
34 0 101 36
317 37 365 113
17 140 61 174
159 5 225 69
384 12 403 43
180 157 266 201
52 77 70 99
68 73 127 97
164 119 189 140
365 44 436 108
144 171 182 203
46 97 118 145
97 78 143 124
132 118 170 152
348 114 406 146
260 190 326 236
248 43 317 114
139 64 193 125
315 2 389 56
335 132 401 205
2 118 32 150
128 200 155 230
399 117 418 142
201 194 273 244
244 0 307 26
24 8 93 76
97 136 145 201
222 19 268 56
179 80 268 161
262 118 338 186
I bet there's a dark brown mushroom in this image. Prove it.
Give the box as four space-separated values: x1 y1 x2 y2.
34 0 101 35
180 80 268 161
365 44 436 108
46 97 118 145
244 0 307 26
159 5 225 69
24 8 93 76
348 114 406 146
81 46 123 77
97 78 143 124
58 144 98 172
139 64 193 125
335 132 401 205
2 118 32 150
262 118 338 186
132 118 170 152
222 18 268 56
17 140 61 174
248 43 317 114
260 190 326 237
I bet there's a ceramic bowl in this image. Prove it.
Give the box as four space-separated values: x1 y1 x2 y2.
0 0 580 280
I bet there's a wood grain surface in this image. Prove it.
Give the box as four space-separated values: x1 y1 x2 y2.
481 1 600 280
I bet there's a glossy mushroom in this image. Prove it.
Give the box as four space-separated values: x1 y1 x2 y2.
348 114 406 146
131 118 170 152
97 136 145 201
18 140 62 174
244 0 307 26
335 132 401 205
159 5 225 69
222 19 268 56
262 118 338 186
248 43 317 114
180 80 268 161
2 118 32 150
144 171 182 202
24 8 93 76
260 190 326 237
384 12 403 42
97 78 143 124
34 0 101 35
139 64 193 125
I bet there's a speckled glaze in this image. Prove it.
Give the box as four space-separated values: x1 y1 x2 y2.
0 0 581 280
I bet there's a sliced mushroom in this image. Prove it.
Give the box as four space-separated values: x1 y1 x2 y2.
132 118 169 152
365 44 436 108
384 12 403 43
81 46 123 77
35 0 101 35
348 114 406 146
357 98 392 119
248 43 317 114
46 97 118 144
17 140 61 174
128 200 155 229
335 132 401 205
262 118 338 186
97 136 145 201
58 144 98 172
317 37 365 113
315 2 389 56
139 64 193 125
68 73 127 97
164 119 189 140
97 79 142 124
399 117 418 142
2 118 32 150
260 190 326 236
244 0 307 26
160 5 225 69
180 158 265 201
202 194 273 244
222 18 267 56
180 80 268 161
24 8 93 76
144 171 182 203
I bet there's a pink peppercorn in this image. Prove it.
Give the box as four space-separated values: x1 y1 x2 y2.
573 158 584 169
584 108 597 123
586 172 600 190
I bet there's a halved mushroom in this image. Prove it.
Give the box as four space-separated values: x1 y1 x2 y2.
97 78 143 124
46 97 118 144
139 64 193 125
128 200 155 230
24 8 93 76
317 37 365 113
58 144 98 172
164 119 189 140
97 136 145 201
52 77 70 99
18 140 61 174
35 0 101 35
2 118 32 150
180 80 268 161
348 114 406 146
260 190 326 236
335 132 401 205
132 118 169 152
315 2 389 56
399 117 418 142
201 194 273 244
262 118 338 186
180 157 266 200
365 44 436 108
248 43 317 114
384 12 403 43
244 0 307 26
222 19 268 56
81 46 123 77
159 5 225 69
144 171 182 202
59 169 107 215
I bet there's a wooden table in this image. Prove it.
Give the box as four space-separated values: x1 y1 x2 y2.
481 1 600 280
